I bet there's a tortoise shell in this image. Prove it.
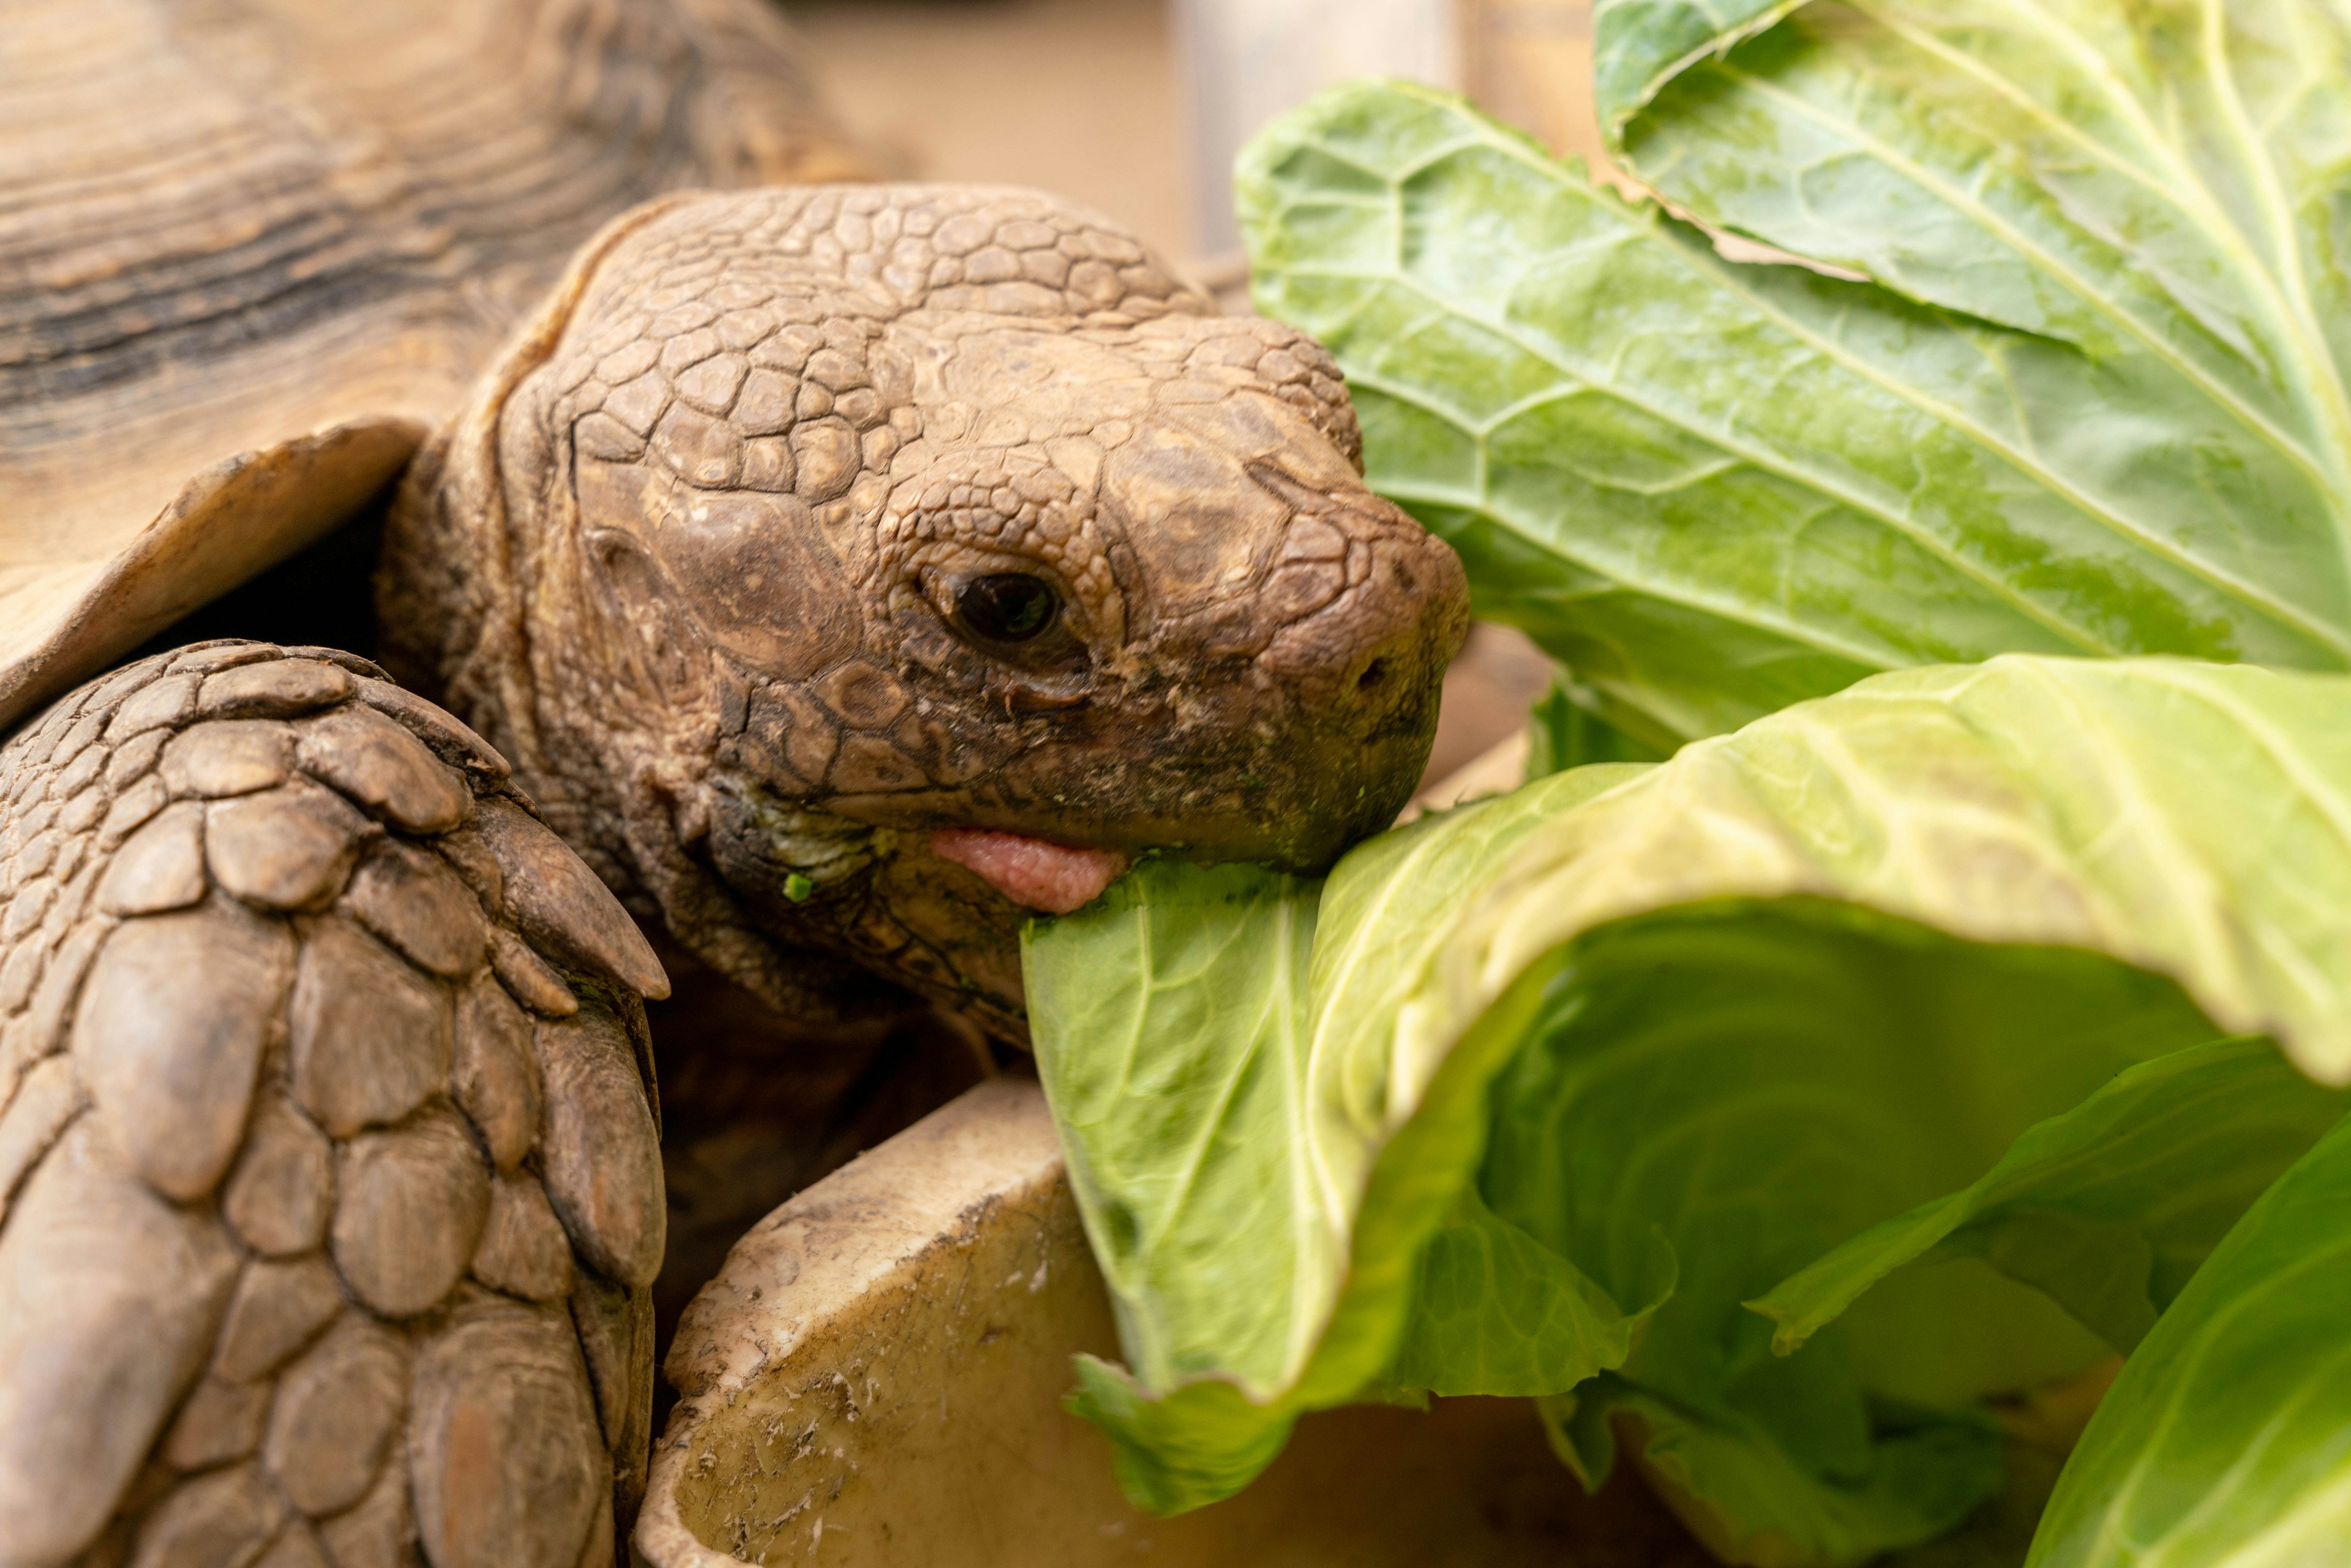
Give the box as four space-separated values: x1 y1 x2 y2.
0 0 866 732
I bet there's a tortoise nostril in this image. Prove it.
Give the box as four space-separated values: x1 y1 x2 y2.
1356 657 1390 696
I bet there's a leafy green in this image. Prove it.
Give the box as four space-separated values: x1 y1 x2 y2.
1179 11 2351 1555
1025 658 2351 1550
1018 862 1322 1398
1029 762 1643 1510
1753 1037 2349 1360
1545 1374 2011 1567
1596 0 2351 470
1235 73 2351 749
1526 666 1670 775
1460 902 2154 1563
2030 1114 2351 1567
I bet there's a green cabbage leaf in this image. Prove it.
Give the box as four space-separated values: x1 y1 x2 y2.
2029 1112 2351 1566
1235 47 2351 750
1022 658 2351 1561
1166 7 2351 1554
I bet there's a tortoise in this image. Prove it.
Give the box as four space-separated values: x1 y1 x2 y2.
0 3 1471 1565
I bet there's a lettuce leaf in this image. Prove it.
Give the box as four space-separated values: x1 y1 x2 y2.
2029 1114 2351 1567
1753 1036 2346 1360
1595 0 2351 432
1235 70 2351 750
1527 664 1670 775
1023 658 2351 1558
1544 1375 2012 1567
1203 10 2351 1555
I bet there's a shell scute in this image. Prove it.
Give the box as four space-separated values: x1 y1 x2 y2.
343 839 487 978
410 1294 608 1568
351 676 509 787
263 1311 411 1515
288 916 451 1138
160 719 295 798
332 1105 492 1316
97 770 170 845
212 1251 343 1382
168 642 283 675
198 658 355 720
472 1173 576 1301
108 673 202 740
454 972 540 1169
128 1457 283 1564
206 782 369 910
221 1093 335 1257
0 1121 240 1560
95 800 207 915
159 1376 272 1472
536 999 665 1289
73 896 294 1201
297 704 470 833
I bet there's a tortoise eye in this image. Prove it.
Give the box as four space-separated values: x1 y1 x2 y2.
958 573 1059 644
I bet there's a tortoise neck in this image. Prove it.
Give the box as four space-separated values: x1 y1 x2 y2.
377 424 591 871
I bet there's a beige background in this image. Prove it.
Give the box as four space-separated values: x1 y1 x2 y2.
790 0 1604 266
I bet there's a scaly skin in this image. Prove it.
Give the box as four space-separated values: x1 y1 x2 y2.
381 185 1469 1038
0 643 667 1568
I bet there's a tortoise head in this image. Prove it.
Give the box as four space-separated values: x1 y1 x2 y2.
383 187 1468 1036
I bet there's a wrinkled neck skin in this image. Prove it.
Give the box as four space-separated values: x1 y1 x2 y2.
381 186 1466 1041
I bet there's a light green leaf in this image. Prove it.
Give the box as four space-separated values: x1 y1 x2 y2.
1235 79 2351 747
2029 1113 2351 1567
1018 862 1321 1396
1593 0 1804 140
1470 898 2165 1558
1024 657 2351 1540
1755 1037 2351 1359
1595 0 2351 744
1385 1185 1674 1397
1597 0 2351 494
1546 1377 2011 1567
1431 658 2351 1086
1527 666 1671 776
1032 765 1640 1511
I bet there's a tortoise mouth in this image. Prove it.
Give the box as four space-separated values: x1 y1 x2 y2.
928 828 1128 915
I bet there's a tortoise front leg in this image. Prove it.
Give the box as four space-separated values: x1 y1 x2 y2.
0 643 667 1568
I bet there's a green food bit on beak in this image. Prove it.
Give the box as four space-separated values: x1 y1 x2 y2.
785 872 814 902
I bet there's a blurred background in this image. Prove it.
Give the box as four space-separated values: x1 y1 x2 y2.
791 0 1604 275
787 0 1605 787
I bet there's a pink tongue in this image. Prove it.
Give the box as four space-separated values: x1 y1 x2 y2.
931 828 1128 915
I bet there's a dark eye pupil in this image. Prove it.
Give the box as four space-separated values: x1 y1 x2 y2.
959 573 1057 643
